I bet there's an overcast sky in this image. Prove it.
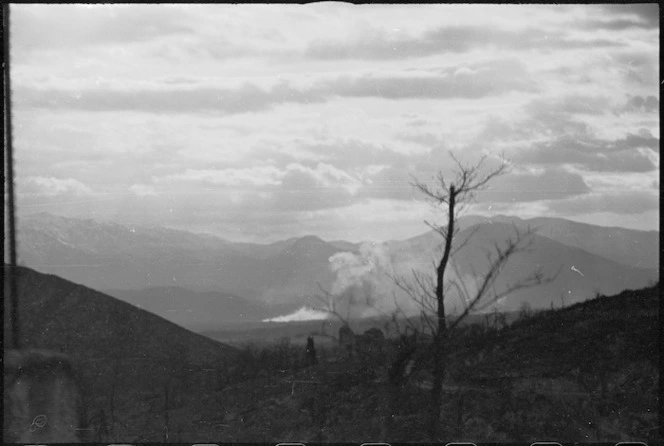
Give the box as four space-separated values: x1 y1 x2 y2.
11 4 660 242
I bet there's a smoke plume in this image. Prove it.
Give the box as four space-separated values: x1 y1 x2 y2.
326 239 479 320
262 306 330 323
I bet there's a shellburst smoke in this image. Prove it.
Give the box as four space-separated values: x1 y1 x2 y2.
262 306 330 323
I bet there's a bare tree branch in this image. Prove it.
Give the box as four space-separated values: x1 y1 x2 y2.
388 153 556 440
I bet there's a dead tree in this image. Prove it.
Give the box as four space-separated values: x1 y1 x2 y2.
391 154 554 440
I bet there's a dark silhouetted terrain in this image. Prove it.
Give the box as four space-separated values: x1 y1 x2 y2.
3 265 238 442
3 264 658 442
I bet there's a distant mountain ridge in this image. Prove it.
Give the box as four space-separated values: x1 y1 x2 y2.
388 222 657 311
17 213 658 324
453 214 658 270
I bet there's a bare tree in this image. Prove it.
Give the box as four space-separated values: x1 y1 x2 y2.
391 154 554 440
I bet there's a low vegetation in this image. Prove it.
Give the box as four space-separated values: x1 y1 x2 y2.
83 283 658 442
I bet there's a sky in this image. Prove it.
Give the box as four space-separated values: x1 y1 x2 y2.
10 3 660 243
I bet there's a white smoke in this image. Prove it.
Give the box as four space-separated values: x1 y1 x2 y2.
262 306 330 323
326 240 482 319
327 242 418 319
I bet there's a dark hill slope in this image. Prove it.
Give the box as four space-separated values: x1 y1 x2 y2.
189 284 660 443
451 283 660 380
4 265 237 366
3 265 240 441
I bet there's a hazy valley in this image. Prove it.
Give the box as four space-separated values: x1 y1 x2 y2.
17 212 658 332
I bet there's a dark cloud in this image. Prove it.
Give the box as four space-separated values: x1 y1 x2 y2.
17 59 536 114
267 187 356 212
527 95 611 116
615 132 659 152
547 190 659 215
356 163 593 205
597 4 659 29
14 82 327 115
511 108 590 141
612 51 659 87
476 167 591 203
320 58 537 100
619 95 659 114
583 18 656 30
516 134 659 173
223 162 365 212
305 26 623 61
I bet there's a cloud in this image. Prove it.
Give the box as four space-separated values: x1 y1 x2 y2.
582 18 658 30
305 25 623 61
596 4 659 29
477 167 592 203
516 134 659 173
12 5 194 54
292 138 414 171
619 95 659 114
14 82 327 115
164 166 287 187
611 50 659 87
527 95 611 116
155 162 369 212
21 176 93 197
11 4 659 238
285 163 363 195
266 163 366 212
16 60 536 115
320 58 537 100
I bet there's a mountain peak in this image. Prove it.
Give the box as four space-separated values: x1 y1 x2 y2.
295 235 326 245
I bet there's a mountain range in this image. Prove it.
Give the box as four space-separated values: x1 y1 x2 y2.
16 212 658 329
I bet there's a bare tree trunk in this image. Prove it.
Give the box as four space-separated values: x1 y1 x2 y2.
381 381 396 439
163 383 170 441
427 185 455 440
456 392 465 438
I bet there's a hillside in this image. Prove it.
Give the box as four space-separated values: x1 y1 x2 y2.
196 284 659 443
454 284 660 380
4 265 237 364
3 265 239 441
